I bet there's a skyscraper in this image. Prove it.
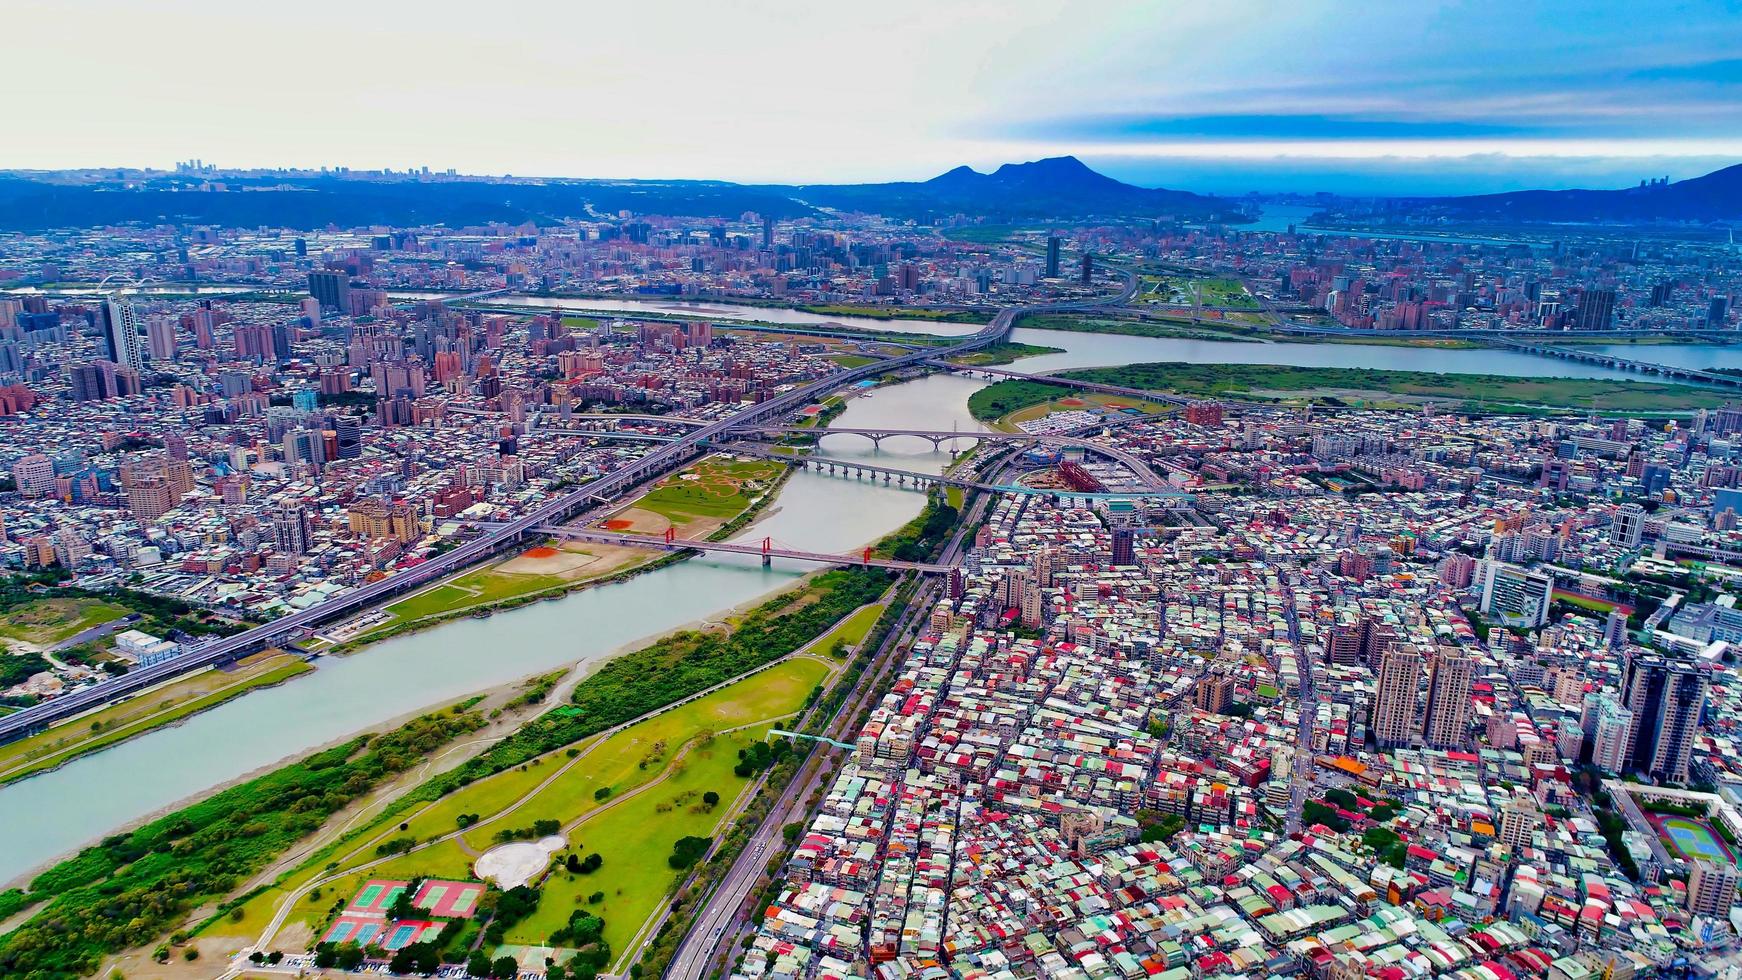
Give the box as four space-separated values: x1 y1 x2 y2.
145 314 178 362
1689 859 1739 916
100 299 145 372
1110 527 1134 566
1045 236 1061 278
1372 647 1422 748
1612 502 1645 548
1576 288 1615 330
272 504 313 555
1622 649 1706 783
1422 651 1475 748
1079 252 1093 286
308 270 351 312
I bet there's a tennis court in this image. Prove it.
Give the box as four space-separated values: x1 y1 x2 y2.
323 915 384 947
346 878 409 915
1649 813 1737 863
381 920 440 951
413 879 486 919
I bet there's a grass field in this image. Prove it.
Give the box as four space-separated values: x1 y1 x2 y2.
1138 275 1258 309
635 457 784 524
0 598 132 647
811 603 885 657
381 569 568 623
946 341 1064 367
0 653 310 785
234 657 831 952
1649 812 1736 864
1020 312 1265 343
801 304 990 324
940 225 1031 244
968 361 1734 420
828 354 880 369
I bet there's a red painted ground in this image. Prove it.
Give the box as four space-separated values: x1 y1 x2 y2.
524 546 559 558
1059 398 1086 407
603 519 635 530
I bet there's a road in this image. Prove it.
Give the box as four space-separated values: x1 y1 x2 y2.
663 452 1005 980
1 273 1142 743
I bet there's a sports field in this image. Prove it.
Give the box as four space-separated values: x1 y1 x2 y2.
1649 813 1737 863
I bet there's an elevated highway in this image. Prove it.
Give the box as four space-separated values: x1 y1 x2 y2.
0 276 1133 742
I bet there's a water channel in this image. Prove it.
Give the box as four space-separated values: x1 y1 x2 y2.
1 300 1736 884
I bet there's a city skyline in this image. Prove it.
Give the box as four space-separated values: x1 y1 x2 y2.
7 0 1742 195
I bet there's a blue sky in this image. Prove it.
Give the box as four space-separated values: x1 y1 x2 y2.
6 0 1741 196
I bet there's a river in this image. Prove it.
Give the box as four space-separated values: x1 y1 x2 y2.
0 364 984 886
0 300 1732 884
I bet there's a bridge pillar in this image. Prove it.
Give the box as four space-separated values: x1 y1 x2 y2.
761 536 772 569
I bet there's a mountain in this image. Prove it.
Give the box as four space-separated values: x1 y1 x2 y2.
1430 163 1742 223
0 157 1223 232
783 156 1223 220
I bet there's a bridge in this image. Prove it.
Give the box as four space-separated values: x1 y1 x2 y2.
745 426 1169 489
1487 339 1742 389
532 525 954 574
767 728 855 750
0 276 1137 742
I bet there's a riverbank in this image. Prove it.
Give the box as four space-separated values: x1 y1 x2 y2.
0 653 311 789
967 361 1735 420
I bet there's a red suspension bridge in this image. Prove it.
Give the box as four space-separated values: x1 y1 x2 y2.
533 524 955 574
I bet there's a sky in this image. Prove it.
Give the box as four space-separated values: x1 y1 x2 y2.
7 0 1742 196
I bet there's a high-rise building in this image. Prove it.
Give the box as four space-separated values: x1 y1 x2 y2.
1045 236 1061 278
1110 527 1134 566
1621 650 1707 783
11 454 55 498
1582 694 1633 774
1688 859 1739 917
1479 562 1554 627
99 299 145 372
1079 252 1093 286
1710 295 1732 330
1612 503 1645 548
1422 651 1475 748
1194 670 1235 714
1372 648 1422 748
272 504 313 555
308 270 351 312
145 314 177 361
1576 288 1615 330
125 475 175 520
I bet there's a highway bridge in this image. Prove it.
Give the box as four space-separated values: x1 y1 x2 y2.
0 275 1134 742
1488 339 1742 389
532 525 954 574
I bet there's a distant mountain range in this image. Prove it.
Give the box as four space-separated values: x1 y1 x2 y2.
1428 163 1742 224
773 156 1225 220
0 156 1737 232
0 157 1227 231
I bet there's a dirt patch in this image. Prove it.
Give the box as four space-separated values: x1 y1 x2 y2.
1059 397 1086 407
524 546 559 559
477 836 566 890
605 507 672 535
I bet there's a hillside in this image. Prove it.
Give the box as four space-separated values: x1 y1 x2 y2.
1431 163 1742 223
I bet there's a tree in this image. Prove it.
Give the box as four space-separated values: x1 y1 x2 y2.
315 946 338 969
669 836 713 869
467 951 494 978
702 791 720 807
493 955 520 979
337 942 367 970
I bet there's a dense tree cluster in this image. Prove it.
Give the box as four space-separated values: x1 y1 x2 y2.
0 708 483 978
405 570 889 808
